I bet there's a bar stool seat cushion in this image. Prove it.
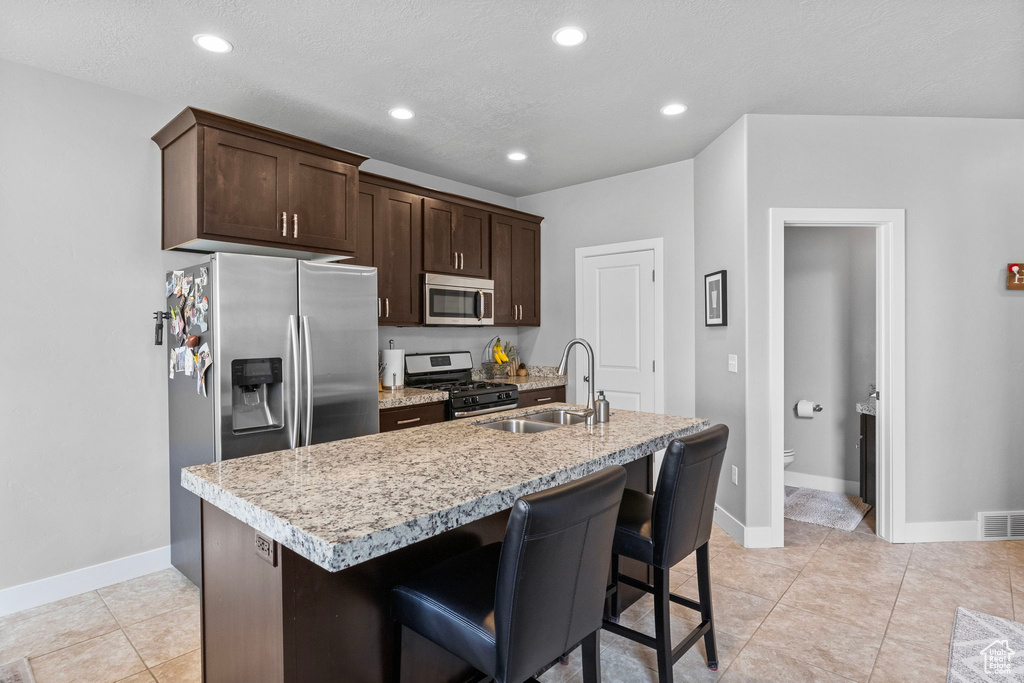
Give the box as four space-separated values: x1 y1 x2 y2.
391 542 501 677
612 488 656 565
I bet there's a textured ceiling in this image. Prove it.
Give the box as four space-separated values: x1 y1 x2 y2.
2 0 1023 196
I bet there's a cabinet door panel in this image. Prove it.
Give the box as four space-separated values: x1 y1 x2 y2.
455 206 490 277
422 198 458 274
374 188 422 325
289 152 358 252
490 214 516 325
348 183 376 267
512 220 541 326
202 128 290 243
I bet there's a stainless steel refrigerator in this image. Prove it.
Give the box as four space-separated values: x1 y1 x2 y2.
166 253 379 587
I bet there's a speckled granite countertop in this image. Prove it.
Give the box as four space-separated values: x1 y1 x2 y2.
181 404 708 572
856 398 877 416
378 387 446 410
504 375 568 391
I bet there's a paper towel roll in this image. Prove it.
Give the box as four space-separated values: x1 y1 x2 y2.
796 400 817 418
381 349 405 388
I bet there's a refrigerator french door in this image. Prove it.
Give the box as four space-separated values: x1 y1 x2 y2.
167 253 378 587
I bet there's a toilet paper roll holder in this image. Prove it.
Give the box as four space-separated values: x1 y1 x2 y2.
794 402 824 413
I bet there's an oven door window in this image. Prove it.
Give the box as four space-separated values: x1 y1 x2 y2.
428 288 482 320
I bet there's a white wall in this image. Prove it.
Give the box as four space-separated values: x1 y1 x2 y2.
784 226 875 486
693 120 749 523
702 114 1024 532
0 59 192 591
361 158 517 210
515 161 696 417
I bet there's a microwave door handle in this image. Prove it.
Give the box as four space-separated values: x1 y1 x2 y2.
476 290 484 321
302 315 313 447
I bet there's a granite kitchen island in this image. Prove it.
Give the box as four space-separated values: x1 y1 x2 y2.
182 404 709 682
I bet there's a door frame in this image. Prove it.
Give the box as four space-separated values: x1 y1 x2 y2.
768 209 906 545
574 238 665 414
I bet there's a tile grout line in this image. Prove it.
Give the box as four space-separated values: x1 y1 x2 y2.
97 590 152 674
865 544 912 682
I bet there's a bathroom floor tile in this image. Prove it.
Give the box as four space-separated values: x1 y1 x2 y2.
98 568 199 627
149 649 202 683
721 642 855 681
710 549 800 602
123 605 201 668
747 604 882 682
0 592 119 663
868 635 949 682
29 630 146 683
674 577 776 640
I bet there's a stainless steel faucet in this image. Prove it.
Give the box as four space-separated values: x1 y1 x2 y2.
557 338 596 425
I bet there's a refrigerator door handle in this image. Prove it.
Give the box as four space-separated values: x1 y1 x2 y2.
302 315 313 447
289 315 300 449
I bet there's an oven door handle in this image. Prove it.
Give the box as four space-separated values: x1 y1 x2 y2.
453 403 516 419
476 290 484 321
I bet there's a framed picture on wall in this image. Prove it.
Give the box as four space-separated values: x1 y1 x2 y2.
705 270 728 327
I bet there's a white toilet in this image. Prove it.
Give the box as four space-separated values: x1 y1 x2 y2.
783 448 796 469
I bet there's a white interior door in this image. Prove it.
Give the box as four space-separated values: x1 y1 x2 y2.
579 250 656 411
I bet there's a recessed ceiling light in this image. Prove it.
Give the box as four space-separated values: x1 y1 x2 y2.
660 103 688 116
389 107 415 120
192 34 233 53
552 26 587 46
507 152 527 161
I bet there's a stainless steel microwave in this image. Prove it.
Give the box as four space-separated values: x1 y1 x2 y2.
423 273 494 325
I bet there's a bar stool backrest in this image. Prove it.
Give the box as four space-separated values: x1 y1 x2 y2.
493 465 627 683
650 425 730 569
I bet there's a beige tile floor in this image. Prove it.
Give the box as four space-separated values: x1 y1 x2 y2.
1 514 1021 682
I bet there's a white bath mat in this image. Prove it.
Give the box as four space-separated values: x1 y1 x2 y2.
783 487 870 531
947 606 1024 681
0 659 35 683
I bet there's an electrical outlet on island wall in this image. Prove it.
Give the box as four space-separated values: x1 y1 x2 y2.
731 465 739 485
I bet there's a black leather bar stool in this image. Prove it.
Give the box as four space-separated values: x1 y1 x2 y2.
391 465 628 683
603 424 729 683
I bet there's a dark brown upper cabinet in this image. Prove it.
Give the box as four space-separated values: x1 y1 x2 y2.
361 182 422 325
152 108 367 257
422 199 490 277
489 216 540 327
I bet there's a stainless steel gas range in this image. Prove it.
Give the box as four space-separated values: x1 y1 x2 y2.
405 351 519 420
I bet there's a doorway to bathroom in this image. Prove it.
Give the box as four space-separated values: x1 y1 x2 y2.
768 209 907 546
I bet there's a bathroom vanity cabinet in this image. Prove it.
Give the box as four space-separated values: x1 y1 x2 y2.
859 413 876 506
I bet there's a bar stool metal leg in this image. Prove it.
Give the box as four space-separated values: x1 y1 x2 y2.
581 629 602 683
695 543 718 670
652 567 674 683
607 553 621 622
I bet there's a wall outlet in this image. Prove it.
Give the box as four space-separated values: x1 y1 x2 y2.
728 354 738 373
731 465 739 485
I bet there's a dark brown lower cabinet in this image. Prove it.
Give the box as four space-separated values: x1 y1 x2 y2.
859 413 876 506
518 385 566 408
200 454 652 682
378 402 446 432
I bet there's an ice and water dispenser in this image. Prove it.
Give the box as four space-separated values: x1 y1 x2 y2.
230 358 284 433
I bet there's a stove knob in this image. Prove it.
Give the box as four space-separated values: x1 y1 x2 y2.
472 396 480 404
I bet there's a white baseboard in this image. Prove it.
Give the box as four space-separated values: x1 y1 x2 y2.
784 471 859 496
0 546 171 618
903 520 978 543
713 506 775 549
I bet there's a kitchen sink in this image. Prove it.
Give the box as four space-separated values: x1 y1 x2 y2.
524 410 588 425
478 419 563 434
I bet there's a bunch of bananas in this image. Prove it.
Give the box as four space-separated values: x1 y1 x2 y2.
492 338 510 364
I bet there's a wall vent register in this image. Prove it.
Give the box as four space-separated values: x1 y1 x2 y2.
978 511 1024 540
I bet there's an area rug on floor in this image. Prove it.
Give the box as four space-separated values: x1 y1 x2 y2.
0 659 35 683
783 487 870 531
947 606 1024 682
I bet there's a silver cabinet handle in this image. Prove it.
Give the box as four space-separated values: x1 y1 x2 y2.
293 213 298 239
535 397 553 402
453 251 458 269
378 298 382 317
302 315 313 447
459 252 464 270
385 297 390 318
282 212 287 237
288 315 300 449
396 417 421 425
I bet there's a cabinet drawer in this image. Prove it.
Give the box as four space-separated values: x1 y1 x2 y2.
517 386 566 408
379 402 446 432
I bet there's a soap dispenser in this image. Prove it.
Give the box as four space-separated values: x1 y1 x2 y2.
595 390 610 423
